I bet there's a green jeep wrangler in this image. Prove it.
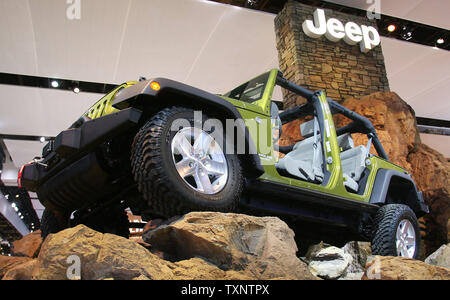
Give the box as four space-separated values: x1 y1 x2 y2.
19 69 428 258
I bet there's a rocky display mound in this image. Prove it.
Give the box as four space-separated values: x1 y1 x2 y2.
1 211 449 280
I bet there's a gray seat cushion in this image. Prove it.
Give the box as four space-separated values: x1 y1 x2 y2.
276 135 324 182
337 133 354 151
340 145 366 181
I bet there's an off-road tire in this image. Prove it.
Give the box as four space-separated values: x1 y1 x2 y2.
131 106 243 217
371 204 421 259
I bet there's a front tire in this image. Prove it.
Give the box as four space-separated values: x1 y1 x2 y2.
371 204 421 259
131 107 243 217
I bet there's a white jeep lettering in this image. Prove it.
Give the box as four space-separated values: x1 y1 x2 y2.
302 8 381 53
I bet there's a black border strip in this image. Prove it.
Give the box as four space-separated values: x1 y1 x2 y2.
0 72 117 94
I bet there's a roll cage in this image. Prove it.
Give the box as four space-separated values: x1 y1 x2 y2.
275 72 389 160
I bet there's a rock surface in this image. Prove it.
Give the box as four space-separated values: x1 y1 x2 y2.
425 243 450 269
2 212 318 280
143 212 318 280
304 241 371 280
0 256 33 279
280 91 449 256
11 230 42 258
307 246 352 280
363 255 450 280
340 241 372 280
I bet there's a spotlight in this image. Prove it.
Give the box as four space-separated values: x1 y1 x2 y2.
73 87 80 94
400 26 413 41
437 38 445 44
51 80 59 88
387 24 396 32
40 137 46 143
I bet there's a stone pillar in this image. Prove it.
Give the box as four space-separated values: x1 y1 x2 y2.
275 1 390 109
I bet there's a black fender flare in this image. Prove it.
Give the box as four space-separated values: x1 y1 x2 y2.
369 169 429 217
112 78 264 177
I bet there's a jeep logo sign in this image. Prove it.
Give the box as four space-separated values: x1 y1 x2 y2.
302 8 381 53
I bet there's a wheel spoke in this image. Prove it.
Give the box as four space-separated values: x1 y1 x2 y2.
193 131 214 154
173 133 193 158
194 169 214 194
175 159 195 178
405 236 415 246
401 221 409 235
403 244 409 256
203 159 226 176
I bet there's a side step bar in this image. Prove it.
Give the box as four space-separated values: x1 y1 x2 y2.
245 179 380 213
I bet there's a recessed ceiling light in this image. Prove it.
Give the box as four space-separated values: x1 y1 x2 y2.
40 137 46 143
51 80 59 88
387 25 396 32
436 38 445 44
73 87 80 94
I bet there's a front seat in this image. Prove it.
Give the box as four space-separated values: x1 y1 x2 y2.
276 118 324 182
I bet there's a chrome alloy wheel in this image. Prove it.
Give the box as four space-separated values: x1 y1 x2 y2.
396 219 416 258
171 127 228 195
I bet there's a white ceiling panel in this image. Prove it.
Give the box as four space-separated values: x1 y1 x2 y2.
0 85 101 136
382 37 450 120
27 0 131 83
183 6 278 93
3 140 43 168
0 0 38 75
325 0 449 29
114 0 230 84
402 0 450 30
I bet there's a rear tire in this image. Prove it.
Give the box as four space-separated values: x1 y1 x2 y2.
371 204 421 259
131 106 243 217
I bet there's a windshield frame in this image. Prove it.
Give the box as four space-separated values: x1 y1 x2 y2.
223 72 270 104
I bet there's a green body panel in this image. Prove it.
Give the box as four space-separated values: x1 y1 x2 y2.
84 81 137 120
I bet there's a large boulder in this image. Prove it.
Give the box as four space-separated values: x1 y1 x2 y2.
0 256 33 279
425 243 450 269
340 241 372 280
304 241 371 280
143 212 318 280
1 259 38 280
11 230 42 258
307 246 352 280
280 91 449 256
363 255 450 280
23 224 174 280
2 213 318 280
